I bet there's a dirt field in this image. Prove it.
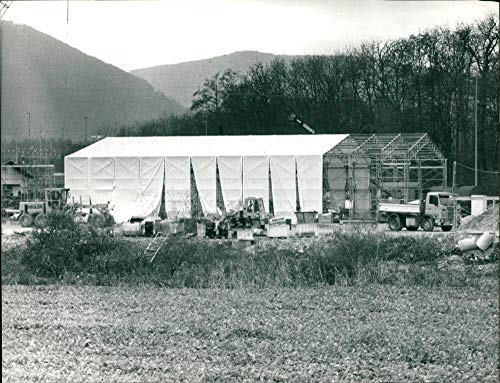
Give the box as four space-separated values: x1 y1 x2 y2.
2 285 498 382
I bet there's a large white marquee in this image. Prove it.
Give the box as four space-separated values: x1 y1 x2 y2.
65 135 348 223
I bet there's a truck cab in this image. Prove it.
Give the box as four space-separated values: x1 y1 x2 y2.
423 192 455 231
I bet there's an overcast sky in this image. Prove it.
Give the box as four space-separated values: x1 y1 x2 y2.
4 0 499 71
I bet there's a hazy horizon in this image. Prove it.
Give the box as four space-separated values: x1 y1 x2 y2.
3 0 498 71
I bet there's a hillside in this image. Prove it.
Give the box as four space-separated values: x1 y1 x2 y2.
0 21 185 140
131 51 296 108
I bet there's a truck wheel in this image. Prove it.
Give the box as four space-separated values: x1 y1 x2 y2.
35 214 48 228
422 217 434 232
388 215 402 231
19 214 33 227
441 226 452 232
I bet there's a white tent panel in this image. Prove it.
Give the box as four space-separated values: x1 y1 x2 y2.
134 157 164 219
165 157 191 219
113 157 140 223
89 157 114 205
68 134 349 158
65 157 90 204
296 155 323 213
243 156 270 213
191 156 217 216
270 156 296 218
217 156 243 212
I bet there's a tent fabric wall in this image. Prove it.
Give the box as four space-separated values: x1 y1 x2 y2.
65 157 90 204
134 157 164 219
270 156 296 218
191 156 217 216
89 157 114 205
217 156 242 212
165 157 191 219
243 156 270 213
296 155 323 213
113 157 140 223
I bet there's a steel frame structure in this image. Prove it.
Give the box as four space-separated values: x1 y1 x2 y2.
323 133 447 220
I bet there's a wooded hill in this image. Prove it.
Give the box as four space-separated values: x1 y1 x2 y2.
0 21 185 141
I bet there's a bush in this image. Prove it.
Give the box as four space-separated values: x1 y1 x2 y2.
11 218 494 288
21 211 129 278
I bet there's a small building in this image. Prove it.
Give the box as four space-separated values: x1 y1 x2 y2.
1 161 32 198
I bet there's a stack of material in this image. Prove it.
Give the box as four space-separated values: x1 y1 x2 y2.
296 223 318 237
267 224 290 238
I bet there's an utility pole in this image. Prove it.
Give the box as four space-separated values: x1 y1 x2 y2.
84 116 88 142
452 161 456 193
25 111 31 140
474 76 478 187
205 112 208 136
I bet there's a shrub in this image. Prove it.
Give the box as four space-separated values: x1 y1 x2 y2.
21 211 127 278
12 219 494 289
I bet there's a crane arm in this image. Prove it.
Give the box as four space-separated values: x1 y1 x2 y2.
288 113 315 134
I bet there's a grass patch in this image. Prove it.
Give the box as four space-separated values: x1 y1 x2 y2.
2 211 497 288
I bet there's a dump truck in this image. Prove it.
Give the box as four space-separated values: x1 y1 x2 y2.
377 191 457 232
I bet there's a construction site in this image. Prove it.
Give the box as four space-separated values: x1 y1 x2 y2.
2 133 498 260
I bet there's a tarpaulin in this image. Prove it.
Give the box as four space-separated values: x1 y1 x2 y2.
243 156 270 213
165 157 191 219
191 156 216 216
270 156 296 219
113 157 140 223
89 157 114 205
296 155 323 213
134 157 164 219
217 156 242 212
65 157 90 204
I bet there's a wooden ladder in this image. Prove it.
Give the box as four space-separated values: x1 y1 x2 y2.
143 232 168 263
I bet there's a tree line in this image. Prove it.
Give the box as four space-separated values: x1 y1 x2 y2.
117 15 499 187
2 15 498 188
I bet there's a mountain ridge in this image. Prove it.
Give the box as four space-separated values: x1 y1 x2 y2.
131 51 298 108
1 21 185 140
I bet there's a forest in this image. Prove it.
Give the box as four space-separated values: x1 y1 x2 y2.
2 15 498 188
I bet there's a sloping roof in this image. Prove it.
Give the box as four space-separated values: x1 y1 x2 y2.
67 134 350 158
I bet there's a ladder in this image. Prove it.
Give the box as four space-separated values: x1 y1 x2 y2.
143 232 168 263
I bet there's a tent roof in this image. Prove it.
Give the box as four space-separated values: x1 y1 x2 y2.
67 134 349 158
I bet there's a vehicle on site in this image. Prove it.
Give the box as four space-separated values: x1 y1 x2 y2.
73 205 113 228
377 191 457 232
121 216 159 237
17 188 112 228
207 197 270 238
18 188 70 227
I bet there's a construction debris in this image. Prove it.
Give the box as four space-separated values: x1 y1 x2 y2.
459 206 499 232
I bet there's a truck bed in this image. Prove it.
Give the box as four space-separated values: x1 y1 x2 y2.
378 203 420 214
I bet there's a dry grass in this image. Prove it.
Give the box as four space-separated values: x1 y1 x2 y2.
2 285 498 382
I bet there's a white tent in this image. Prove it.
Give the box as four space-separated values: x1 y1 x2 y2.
65 134 348 223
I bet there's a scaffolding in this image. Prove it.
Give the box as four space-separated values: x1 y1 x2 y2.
323 133 447 220
1 164 57 206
